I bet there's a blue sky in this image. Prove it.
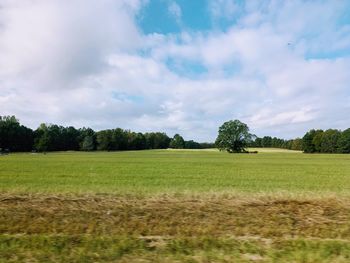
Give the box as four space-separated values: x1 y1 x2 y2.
0 0 350 141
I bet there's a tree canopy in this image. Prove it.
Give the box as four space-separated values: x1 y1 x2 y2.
2 115 350 154
169 134 185 149
215 120 253 153
0 115 209 152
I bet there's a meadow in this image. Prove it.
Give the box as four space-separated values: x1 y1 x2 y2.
1 149 350 262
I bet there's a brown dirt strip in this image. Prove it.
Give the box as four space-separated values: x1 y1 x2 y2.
1 194 350 239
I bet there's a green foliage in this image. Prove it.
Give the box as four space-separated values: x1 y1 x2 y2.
3 115 350 154
290 138 303 150
0 115 33 152
320 129 341 153
96 129 113 150
302 129 344 153
126 132 147 150
78 127 96 150
302 129 318 153
215 120 253 153
338 128 350 153
312 130 324 152
262 136 272 147
145 132 170 149
184 140 201 149
81 136 95 151
169 134 185 149
34 124 80 152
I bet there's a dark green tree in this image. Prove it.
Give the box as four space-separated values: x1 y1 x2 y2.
96 130 114 151
169 134 185 149
253 137 262 147
112 128 128 150
312 130 324 152
145 132 170 149
338 129 350 153
78 127 96 150
302 129 317 153
320 129 341 153
215 120 253 153
184 140 201 149
0 116 33 152
126 132 147 150
261 136 272 147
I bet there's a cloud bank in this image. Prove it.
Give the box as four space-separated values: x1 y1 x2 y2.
1 0 350 141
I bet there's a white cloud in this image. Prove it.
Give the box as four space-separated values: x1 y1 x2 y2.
0 0 350 141
209 0 240 21
0 0 142 87
168 1 182 24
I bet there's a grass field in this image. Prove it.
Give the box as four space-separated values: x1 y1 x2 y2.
1 149 350 262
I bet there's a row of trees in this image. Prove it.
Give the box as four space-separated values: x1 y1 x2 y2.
215 120 350 154
249 136 303 151
302 129 350 153
2 116 350 154
248 130 349 153
0 116 212 152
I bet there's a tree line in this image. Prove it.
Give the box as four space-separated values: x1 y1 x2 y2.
0 116 214 152
249 136 303 151
249 129 350 153
302 129 350 153
249 130 350 153
215 119 350 154
2 116 350 154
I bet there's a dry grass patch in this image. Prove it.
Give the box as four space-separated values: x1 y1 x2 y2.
1 194 350 238
1 194 350 262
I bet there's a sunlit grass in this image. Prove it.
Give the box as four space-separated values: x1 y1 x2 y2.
2 149 350 262
1 149 350 195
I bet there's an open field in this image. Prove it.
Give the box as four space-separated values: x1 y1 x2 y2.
1 149 350 195
1 149 350 262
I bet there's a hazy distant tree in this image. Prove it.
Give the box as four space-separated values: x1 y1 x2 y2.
184 140 201 149
215 120 253 153
261 136 272 147
199 142 216 149
81 136 95 151
78 127 96 150
291 138 303 151
254 137 262 147
169 134 185 149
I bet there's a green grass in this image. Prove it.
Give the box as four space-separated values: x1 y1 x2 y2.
1 149 350 195
2 149 350 262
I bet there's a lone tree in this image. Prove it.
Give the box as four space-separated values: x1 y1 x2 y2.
215 120 253 153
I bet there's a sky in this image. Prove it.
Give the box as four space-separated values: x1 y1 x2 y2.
0 0 350 142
